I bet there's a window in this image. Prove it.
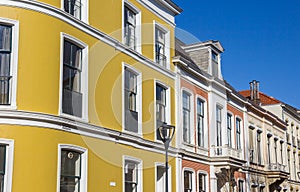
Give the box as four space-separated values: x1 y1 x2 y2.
288 150 291 175
211 50 219 77
182 92 191 143
257 131 262 164
227 114 232 147
184 171 193 192
267 135 271 165
211 51 218 62
58 145 87 192
249 128 254 163
155 27 166 67
236 118 241 150
274 139 278 164
0 25 11 105
0 20 18 108
60 150 82 192
298 153 300 176
293 151 296 180
124 6 136 50
280 141 284 165
156 84 167 140
198 173 206 192
0 145 5 192
63 0 87 21
156 164 171 192
238 180 244 192
124 67 139 133
0 139 14 192
62 40 83 117
216 106 222 148
64 0 81 19
124 159 141 192
61 35 88 120
197 99 205 147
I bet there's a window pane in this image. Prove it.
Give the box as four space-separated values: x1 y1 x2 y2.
198 174 206 192
182 92 190 110
63 66 81 93
155 27 166 67
124 7 136 49
0 25 11 51
125 161 138 192
60 177 80 192
125 8 136 26
0 25 12 106
184 171 192 192
61 150 81 177
156 84 166 123
0 145 6 173
0 53 10 77
63 41 82 69
64 0 81 19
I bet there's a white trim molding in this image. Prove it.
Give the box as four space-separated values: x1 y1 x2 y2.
57 144 88 192
0 138 14 192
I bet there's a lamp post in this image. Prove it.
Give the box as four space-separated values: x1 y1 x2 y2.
158 122 175 192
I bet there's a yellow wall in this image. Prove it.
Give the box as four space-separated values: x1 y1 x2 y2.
0 4 176 141
2 125 177 192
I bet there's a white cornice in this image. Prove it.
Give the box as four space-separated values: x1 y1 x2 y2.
0 0 176 79
0 110 179 156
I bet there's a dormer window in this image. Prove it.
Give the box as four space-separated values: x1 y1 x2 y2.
211 50 219 77
212 51 218 62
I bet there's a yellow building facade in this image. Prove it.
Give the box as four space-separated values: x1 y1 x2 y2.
0 0 182 191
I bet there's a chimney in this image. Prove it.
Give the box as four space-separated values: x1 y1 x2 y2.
249 80 260 104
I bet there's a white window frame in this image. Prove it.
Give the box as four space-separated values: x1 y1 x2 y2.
122 63 142 135
123 156 143 192
0 138 14 192
122 0 142 53
196 95 207 148
209 48 220 78
227 112 233 148
155 80 171 141
155 162 171 192
183 168 195 192
197 171 208 192
235 116 242 150
181 88 194 145
216 105 223 148
153 21 170 69
59 33 88 122
57 144 88 192
0 18 19 110
61 0 89 23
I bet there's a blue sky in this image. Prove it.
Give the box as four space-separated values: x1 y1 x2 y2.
173 0 300 109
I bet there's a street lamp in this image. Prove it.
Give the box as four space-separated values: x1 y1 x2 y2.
158 122 175 192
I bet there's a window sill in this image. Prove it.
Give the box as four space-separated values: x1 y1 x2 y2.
0 105 17 110
59 112 88 124
122 129 143 138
